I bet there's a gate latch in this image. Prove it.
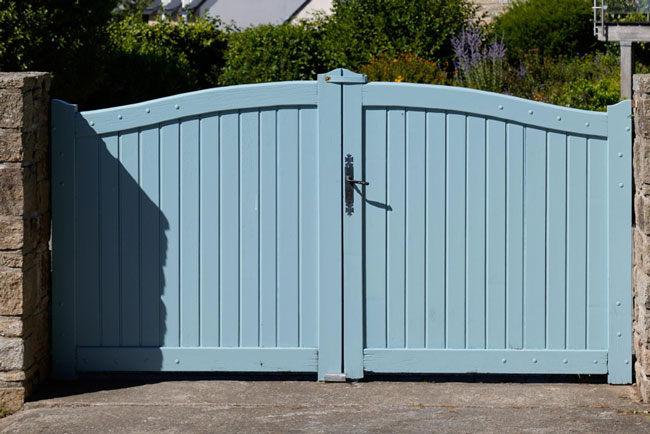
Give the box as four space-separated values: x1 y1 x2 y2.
345 154 369 216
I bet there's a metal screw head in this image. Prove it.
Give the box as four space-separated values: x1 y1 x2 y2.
174 104 180 110
325 76 331 82
117 115 123 120
498 105 504 110
625 360 630 365
563 359 568 364
618 153 623 158
626 126 631 131
619 183 624 188
90 121 95 126
593 360 598 364
175 359 180 364
557 116 562 121
585 122 590 127
617 332 622 337
501 358 507 364
528 110 534 115
616 301 621 306
532 358 538 363
146 108 151 113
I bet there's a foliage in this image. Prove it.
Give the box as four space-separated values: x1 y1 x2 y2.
219 22 325 85
360 53 448 84
112 0 151 20
491 0 596 59
319 0 477 70
507 51 620 111
93 16 227 108
0 0 115 71
452 23 507 92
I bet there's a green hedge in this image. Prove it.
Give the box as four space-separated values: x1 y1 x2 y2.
491 0 596 59
219 22 324 86
320 0 476 70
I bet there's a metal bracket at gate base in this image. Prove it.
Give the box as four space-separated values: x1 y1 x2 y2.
345 154 369 216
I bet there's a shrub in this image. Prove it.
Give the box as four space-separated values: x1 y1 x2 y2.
320 0 477 71
360 53 448 84
85 16 227 109
219 22 325 86
506 51 620 111
452 23 507 92
491 0 596 59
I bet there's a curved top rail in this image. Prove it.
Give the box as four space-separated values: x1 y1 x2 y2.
362 82 610 137
77 81 318 136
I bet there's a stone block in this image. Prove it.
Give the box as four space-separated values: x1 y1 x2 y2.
0 90 24 129
0 316 22 337
0 163 24 216
0 217 23 250
0 129 23 162
636 193 650 236
0 371 25 382
0 386 24 414
0 72 44 91
0 337 23 370
0 251 22 269
636 361 650 403
0 268 22 315
635 97 650 140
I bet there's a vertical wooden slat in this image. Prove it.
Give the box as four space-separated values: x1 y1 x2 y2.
566 135 587 350
317 72 343 379
587 138 608 349
119 130 140 346
387 109 406 348
240 110 260 347
446 113 466 349
75 135 100 346
343 81 364 378
100 134 120 347
523 127 547 349
259 109 277 348
220 112 240 347
546 132 567 349
506 123 524 350
406 110 426 348
160 121 180 347
139 127 160 347
180 118 200 347
426 111 446 349
299 108 319 348
52 100 77 379
486 119 506 349
607 100 632 384
277 108 299 347
466 116 486 349
365 109 387 349
200 114 220 346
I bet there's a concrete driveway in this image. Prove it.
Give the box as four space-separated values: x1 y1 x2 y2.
1 377 649 433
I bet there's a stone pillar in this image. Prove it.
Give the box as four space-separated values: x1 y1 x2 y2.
633 75 650 402
0 72 51 414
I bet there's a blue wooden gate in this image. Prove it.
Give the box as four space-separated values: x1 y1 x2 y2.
52 69 632 383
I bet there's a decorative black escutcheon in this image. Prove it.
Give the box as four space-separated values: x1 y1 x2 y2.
344 154 369 215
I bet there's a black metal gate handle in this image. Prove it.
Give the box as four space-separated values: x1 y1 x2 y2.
346 176 369 186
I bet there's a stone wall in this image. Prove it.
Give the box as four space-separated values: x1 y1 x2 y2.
0 72 51 414
633 75 650 402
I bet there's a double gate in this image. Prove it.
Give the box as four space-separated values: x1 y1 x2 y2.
52 69 632 383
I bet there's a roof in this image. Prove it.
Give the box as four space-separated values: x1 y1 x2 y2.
144 0 314 27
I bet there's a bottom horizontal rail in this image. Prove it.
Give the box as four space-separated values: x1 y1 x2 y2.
363 349 608 375
77 347 318 372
